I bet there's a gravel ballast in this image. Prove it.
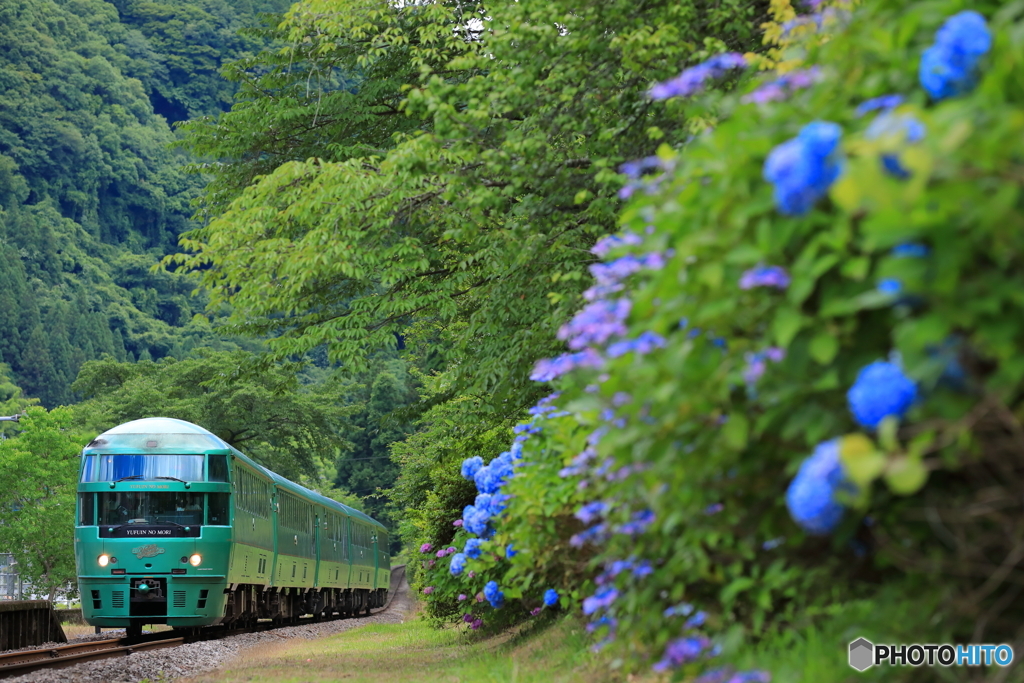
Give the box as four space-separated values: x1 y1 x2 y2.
6 571 413 683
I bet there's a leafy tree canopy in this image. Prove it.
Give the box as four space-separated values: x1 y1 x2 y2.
0 406 90 600
173 0 768 411
71 351 355 481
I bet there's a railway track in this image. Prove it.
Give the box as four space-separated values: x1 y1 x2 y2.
0 565 406 680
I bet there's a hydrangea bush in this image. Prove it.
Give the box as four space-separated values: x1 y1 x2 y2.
414 0 1024 674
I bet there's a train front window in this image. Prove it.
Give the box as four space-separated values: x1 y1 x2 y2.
81 454 204 482
98 492 205 526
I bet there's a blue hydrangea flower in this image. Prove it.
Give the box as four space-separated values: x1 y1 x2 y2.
464 538 484 559
460 456 484 480
543 589 559 607
919 11 992 100
847 360 918 429
891 242 929 258
449 552 467 576
763 121 844 215
505 543 516 558
855 94 904 117
785 439 854 535
739 265 791 290
483 580 504 609
877 278 903 295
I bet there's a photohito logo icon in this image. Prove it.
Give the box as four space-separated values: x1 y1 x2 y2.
849 638 874 672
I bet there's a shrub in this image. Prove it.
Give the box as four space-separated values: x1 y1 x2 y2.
417 0 1024 675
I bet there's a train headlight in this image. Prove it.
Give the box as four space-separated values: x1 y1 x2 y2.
189 553 202 567
98 554 110 567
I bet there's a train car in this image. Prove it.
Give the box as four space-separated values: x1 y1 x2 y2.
75 417 391 637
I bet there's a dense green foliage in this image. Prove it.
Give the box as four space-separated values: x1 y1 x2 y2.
0 406 89 599
0 0 289 407
411 0 1024 675
173 0 769 567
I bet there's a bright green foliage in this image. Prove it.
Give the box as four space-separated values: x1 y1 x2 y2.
173 0 768 409
71 352 353 481
0 407 90 600
415 0 1024 672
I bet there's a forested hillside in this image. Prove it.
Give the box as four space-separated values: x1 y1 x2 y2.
0 0 287 406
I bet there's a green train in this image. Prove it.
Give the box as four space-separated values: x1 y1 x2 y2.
74 418 391 637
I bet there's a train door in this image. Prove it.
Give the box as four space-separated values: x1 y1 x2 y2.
371 531 379 589
313 512 321 587
345 517 354 588
270 489 279 586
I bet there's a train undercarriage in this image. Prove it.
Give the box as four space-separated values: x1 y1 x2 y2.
220 583 388 627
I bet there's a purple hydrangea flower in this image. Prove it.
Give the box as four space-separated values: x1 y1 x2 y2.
591 232 643 257
530 607 542 616
543 589 559 607
705 503 724 515
742 67 822 104
458 593 467 601
530 348 605 382
582 587 619 615
570 523 609 548
423 586 435 595
652 635 714 671
785 439 855 534
919 11 991 100
739 265 791 290
449 552 467 576
575 501 609 525
763 121 843 215
847 360 917 428
558 299 631 350
632 560 653 578
419 543 433 553
606 331 667 358
650 53 747 100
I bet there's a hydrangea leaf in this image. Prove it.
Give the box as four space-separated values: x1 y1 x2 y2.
809 331 839 365
883 456 929 495
772 307 803 347
722 414 750 451
839 433 886 488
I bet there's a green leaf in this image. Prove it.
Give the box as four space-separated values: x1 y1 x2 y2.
808 332 839 365
773 308 803 347
839 433 885 487
883 457 929 495
722 413 749 451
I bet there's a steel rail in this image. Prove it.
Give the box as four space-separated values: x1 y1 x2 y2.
0 564 406 680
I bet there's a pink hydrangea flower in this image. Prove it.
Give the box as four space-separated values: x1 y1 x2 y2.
423 586 435 595
420 543 433 553
453 519 464 527
458 594 468 601
476 592 485 603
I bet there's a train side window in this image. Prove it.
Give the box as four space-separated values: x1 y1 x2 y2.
208 454 228 482
78 493 95 526
208 493 230 525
